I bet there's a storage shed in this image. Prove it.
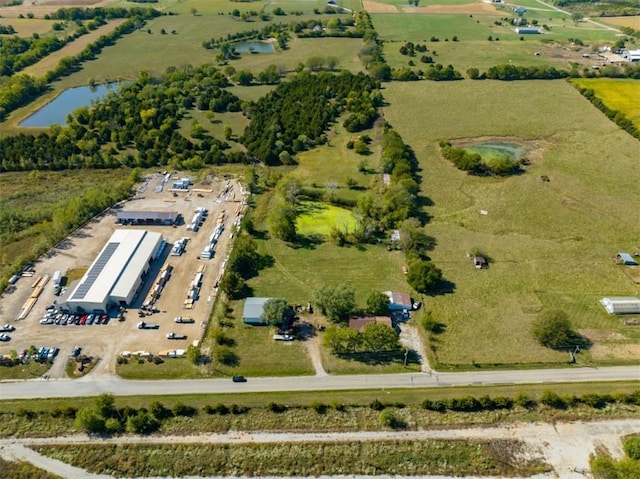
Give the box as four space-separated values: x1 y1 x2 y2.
383 291 412 311
242 297 272 324
617 253 638 266
515 27 542 34
600 297 640 315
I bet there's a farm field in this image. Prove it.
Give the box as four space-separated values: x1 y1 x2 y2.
381 79 640 367
600 15 640 29
0 17 57 37
571 78 640 129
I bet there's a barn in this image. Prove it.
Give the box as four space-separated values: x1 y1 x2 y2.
117 211 180 225
242 297 272 325
600 297 640 315
62 230 164 313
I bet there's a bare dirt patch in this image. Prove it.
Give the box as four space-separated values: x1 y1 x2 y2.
403 2 503 15
363 0 398 13
589 342 640 360
22 19 126 78
579 329 628 342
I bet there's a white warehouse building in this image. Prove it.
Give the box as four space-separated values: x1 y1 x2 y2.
63 230 164 313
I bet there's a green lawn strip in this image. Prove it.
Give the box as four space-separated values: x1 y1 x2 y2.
0 361 50 381
381 79 640 367
0 456 61 479
296 201 358 237
320 343 422 374
116 357 215 380
34 440 546 477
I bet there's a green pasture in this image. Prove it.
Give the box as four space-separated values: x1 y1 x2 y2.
0 18 57 37
372 13 503 42
571 78 640 129
381 79 640 367
296 201 358 237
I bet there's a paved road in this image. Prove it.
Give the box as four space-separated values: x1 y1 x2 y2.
1 366 638 400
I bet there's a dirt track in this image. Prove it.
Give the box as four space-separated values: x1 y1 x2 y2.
1 419 639 478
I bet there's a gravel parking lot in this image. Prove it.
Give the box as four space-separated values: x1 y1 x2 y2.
0 173 245 378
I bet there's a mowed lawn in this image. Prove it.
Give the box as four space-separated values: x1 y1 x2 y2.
382 80 640 367
571 78 640 129
296 201 358 237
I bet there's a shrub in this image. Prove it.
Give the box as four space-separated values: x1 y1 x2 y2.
310 401 329 414
126 412 159 434
230 404 250 415
379 409 406 429
422 399 446 412
105 417 124 434
623 436 640 460
268 402 287 413
541 390 567 409
514 392 536 409
370 399 385 411
173 402 197 417
74 408 106 434
150 401 172 420
581 393 609 409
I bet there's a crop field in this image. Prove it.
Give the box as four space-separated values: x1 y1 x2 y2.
382 80 640 367
571 78 640 129
600 16 640 29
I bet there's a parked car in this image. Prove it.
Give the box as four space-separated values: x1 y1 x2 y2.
174 316 195 324
0 333 11 342
166 332 187 340
137 321 159 330
0 324 15 333
232 375 247 383
40 318 54 325
70 346 82 358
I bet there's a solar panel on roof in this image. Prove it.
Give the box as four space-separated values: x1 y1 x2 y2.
70 242 119 300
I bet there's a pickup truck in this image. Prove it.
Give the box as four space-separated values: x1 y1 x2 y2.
174 316 195 324
137 321 159 330
166 332 187 340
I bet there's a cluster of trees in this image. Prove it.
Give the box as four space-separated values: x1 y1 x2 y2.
0 24 16 34
1 65 246 172
241 71 379 164
202 23 289 51
323 323 401 354
399 42 429 56
44 6 157 21
591 435 640 479
219 235 265 299
575 85 640 141
469 64 570 81
355 11 391 81
0 74 47 121
531 309 588 350
440 141 521 176
423 63 463 81
314 283 357 323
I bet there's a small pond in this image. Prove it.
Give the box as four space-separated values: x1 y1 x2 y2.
20 82 122 128
463 142 526 161
235 41 274 53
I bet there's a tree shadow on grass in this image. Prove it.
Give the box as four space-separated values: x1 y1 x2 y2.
337 350 421 366
289 234 324 250
428 278 456 296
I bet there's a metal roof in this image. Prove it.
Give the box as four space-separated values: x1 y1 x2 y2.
243 297 272 321
67 230 162 307
600 297 640 314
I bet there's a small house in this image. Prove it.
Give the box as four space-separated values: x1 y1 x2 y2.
474 256 488 269
242 297 272 325
617 253 638 266
600 297 640 315
383 291 412 311
348 316 393 333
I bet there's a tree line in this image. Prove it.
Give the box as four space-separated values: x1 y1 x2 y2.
574 85 640 141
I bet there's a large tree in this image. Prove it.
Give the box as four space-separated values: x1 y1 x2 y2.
314 283 356 323
362 322 400 353
532 309 578 349
268 201 297 242
366 291 390 316
261 298 294 326
406 259 442 294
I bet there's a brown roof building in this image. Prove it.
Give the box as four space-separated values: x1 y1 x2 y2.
348 316 393 333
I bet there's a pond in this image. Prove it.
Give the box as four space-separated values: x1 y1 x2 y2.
463 142 526 161
20 82 122 128
235 41 274 53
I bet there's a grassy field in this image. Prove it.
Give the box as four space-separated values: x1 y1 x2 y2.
381 79 640 367
35 439 546 477
0 361 50 381
571 78 640 129
0 457 60 479
296 201 358 237
0 18 57 37
0 169 132 282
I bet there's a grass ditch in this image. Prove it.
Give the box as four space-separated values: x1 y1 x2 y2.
0 385 638 438
34 439 549 477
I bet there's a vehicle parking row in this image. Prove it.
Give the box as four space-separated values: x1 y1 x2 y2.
40 312 110 326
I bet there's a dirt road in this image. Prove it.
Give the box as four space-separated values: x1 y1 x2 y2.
1 419 638 478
